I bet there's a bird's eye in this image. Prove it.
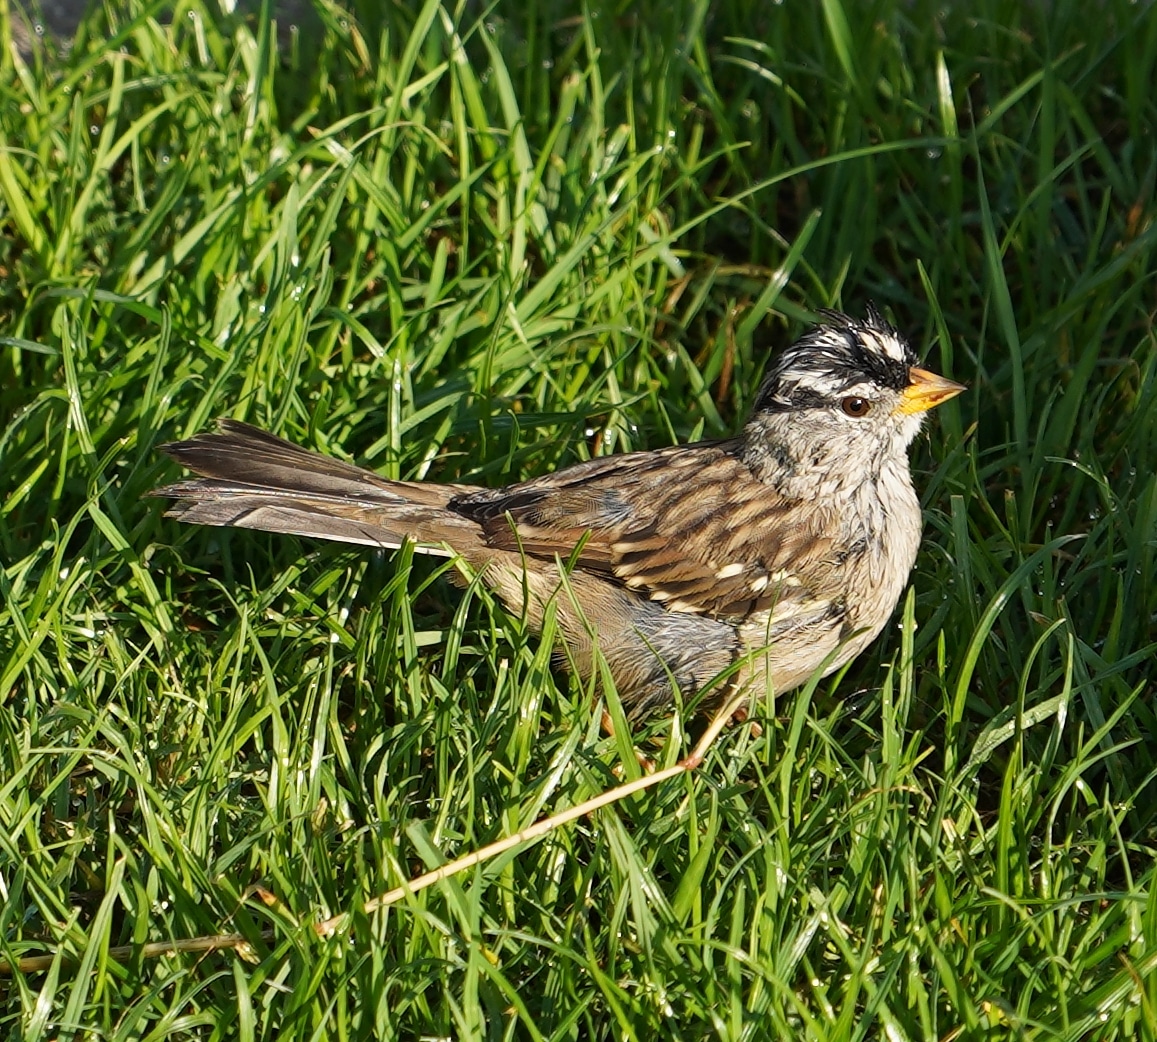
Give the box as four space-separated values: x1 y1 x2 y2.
841 396 871 417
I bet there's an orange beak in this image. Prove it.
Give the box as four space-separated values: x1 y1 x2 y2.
894 366 966 415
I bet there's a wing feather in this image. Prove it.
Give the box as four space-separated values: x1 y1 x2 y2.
450 441 835 618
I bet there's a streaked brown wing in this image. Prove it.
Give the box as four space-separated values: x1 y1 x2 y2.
450 441 833 618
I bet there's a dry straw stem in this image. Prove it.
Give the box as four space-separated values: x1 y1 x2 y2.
0 933 264 977
314 688 749 937
1 692 749 974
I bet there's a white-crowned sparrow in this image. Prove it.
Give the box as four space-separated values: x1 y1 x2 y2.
153 308 964 715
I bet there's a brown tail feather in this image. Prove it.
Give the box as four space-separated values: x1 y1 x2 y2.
151 419 487 554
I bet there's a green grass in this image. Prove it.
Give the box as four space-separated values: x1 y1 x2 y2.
2 0 1156 1037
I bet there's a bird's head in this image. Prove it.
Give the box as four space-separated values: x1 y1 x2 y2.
744 307 965 492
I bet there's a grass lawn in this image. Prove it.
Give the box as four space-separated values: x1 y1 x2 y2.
2 0 1156 1037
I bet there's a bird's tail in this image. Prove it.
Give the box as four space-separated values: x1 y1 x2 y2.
150 419 486 556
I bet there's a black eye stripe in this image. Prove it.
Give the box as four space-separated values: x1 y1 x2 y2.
753 312 916 414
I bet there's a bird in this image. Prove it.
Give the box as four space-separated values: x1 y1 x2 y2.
152 308 964 717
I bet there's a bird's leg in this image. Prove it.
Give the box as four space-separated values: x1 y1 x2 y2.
601 709 657 773
726 702 764 738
